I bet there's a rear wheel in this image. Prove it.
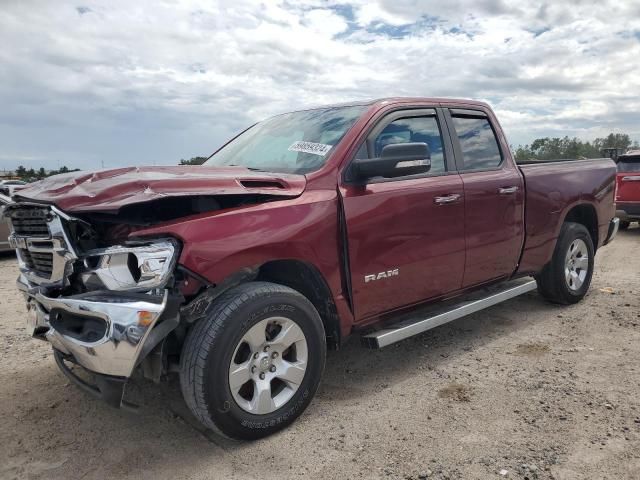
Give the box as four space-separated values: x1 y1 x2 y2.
536 222 594 304
619 220 630 230
180 281 326 440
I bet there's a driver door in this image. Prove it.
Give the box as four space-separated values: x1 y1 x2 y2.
340 108 465 321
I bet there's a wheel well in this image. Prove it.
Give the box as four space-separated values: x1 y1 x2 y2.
257 260 341 350
564 204 598 249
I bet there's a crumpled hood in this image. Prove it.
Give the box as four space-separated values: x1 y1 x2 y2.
14 166 307 213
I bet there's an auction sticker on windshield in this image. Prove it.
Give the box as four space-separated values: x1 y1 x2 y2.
288 141 333 156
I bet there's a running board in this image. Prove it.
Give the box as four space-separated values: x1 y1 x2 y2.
361 278 537 349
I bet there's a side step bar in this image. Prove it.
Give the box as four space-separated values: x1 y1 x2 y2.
361 278 538 349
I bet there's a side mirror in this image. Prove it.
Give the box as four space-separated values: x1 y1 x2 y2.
352 142 431 180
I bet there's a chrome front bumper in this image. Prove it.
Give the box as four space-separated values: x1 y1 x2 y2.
18 275 176 378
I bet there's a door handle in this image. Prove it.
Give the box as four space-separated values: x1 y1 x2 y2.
622 176 640 182
498 186 519 194
434 193 462 205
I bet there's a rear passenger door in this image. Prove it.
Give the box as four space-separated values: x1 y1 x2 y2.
341 108 465 320
445 108 525 287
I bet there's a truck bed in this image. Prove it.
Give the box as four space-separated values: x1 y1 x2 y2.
516 158 617 274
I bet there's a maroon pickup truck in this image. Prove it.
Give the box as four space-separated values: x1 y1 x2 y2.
7 98 619 439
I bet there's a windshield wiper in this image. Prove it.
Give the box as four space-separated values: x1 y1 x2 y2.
226 164 266 172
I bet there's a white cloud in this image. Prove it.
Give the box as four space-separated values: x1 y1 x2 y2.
0 0 638 169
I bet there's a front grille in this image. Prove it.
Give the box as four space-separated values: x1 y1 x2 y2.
9 209 50 236
7 204 77 286
19 248 53 279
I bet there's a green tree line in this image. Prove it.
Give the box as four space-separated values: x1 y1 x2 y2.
514 133 639 161
13 165 80 181
179 156 208 165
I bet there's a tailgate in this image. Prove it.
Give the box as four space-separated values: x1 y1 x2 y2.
615 156 640 202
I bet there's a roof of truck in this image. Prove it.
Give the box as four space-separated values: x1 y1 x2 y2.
289 97 491 114
336 97 488 106
368 97 490 107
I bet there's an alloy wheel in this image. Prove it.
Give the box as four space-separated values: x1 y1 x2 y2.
564 238 589 291
228 317 308 415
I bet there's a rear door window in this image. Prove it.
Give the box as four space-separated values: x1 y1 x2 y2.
617 158 640 172
451 115 502 171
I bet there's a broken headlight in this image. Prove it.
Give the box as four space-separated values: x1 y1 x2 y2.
80 239 178 292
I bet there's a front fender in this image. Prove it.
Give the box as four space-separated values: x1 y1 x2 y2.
135 189 344 304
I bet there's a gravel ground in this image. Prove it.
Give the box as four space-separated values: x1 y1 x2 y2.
1 226 639 480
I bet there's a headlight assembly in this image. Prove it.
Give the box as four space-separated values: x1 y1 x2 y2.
80 240 178 292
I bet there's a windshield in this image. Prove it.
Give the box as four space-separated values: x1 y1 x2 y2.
204 105 366 174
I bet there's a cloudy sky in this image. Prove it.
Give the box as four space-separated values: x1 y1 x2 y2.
1 0 639 171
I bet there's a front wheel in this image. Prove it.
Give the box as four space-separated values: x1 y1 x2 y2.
536 222 595 304
180 282 326 440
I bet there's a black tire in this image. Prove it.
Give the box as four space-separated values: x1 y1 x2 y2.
535 222 595 305
619 220 630 230
179 281 326 440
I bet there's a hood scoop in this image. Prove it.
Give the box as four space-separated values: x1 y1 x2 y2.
239 179 286 189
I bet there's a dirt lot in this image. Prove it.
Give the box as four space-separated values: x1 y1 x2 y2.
1 227 639 480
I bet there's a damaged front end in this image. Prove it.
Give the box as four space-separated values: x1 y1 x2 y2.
6 202 183 408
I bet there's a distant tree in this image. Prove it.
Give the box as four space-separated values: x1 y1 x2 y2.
594 133 633 151
514 132 639 161
46 166 80 177
179 156 208 165
10 165 81 181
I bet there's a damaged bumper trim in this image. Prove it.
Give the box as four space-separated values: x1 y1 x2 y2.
18 276 180 378
53 349 138 411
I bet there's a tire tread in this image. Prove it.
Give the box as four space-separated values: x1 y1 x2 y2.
179 281 320 438
536 222 594 305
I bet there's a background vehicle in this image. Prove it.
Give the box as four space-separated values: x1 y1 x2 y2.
0 194 13 252
6 98 618 440
0 180 26 197
615 150 640 229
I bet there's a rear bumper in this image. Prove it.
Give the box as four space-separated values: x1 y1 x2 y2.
17 275 180 379
616 202 640 221
604 217 620 246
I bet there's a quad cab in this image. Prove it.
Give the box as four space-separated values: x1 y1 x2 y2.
6 98 618 439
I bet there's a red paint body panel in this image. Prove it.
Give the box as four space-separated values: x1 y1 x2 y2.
460 168 525 287
14 166 306 212
136 190 355 336
340 174 465 320
516 159 617 274
616 175 640 204
16 98 618 341
615 153 640 221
